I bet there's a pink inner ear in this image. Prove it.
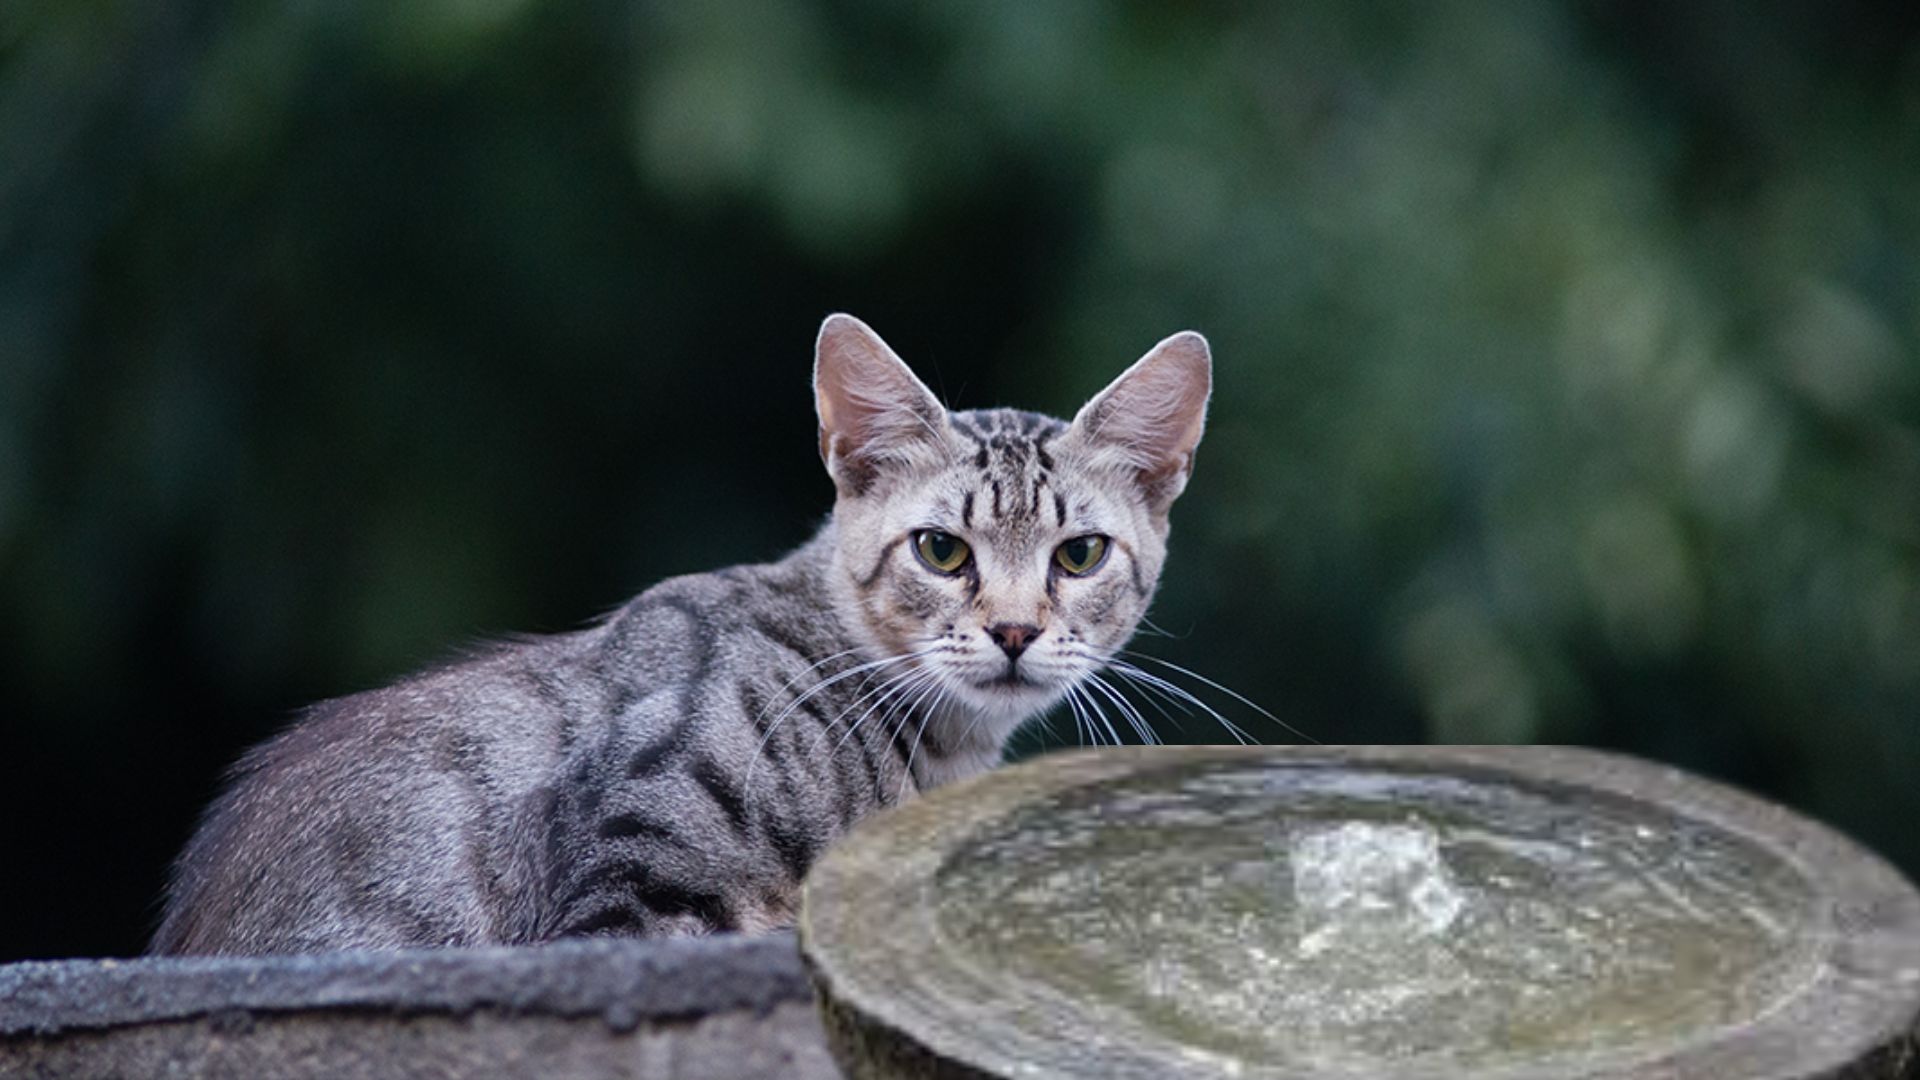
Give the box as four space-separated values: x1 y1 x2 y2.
1078 331 1212 483
813 315 949 481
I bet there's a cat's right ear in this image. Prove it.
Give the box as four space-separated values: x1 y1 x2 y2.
814 313 951 495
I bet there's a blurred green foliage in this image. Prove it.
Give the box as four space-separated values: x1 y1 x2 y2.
2 1 1917 959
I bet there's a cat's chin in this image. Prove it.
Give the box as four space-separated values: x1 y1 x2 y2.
951 675 1068 727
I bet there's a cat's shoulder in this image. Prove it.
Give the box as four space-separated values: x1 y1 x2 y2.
606 533 833 628
596 540 842 672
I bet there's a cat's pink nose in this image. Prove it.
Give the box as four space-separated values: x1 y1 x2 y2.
987 623 1042 660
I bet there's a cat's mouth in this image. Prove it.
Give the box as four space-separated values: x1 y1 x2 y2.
978 667 1044 691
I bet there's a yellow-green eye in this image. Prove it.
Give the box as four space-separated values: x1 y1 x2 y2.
1055 535 1109 575
914 530 972 574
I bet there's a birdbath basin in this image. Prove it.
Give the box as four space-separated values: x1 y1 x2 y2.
801 746 1920 1079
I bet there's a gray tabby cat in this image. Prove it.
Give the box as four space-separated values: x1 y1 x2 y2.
151 314 1212 955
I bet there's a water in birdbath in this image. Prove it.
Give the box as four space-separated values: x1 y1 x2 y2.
932 760 1822 1073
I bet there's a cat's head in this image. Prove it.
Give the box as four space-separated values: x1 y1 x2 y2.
813 313 1210 737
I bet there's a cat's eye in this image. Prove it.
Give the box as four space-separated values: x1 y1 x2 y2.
914 530 972 574
1054 535 1109 576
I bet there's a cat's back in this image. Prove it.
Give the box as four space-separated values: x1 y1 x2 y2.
149 626 604 955
150 543 847 956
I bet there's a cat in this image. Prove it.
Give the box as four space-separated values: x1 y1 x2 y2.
150 314 1212 955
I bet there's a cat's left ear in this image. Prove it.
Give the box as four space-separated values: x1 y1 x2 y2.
1066 331 1212 515
814 313 952 496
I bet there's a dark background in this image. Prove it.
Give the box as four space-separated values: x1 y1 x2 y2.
4 2 1918 962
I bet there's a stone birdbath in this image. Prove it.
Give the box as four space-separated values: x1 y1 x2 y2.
801 745 1920 1079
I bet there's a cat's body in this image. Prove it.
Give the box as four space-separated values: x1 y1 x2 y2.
154 530 934 952
153 315 1211 955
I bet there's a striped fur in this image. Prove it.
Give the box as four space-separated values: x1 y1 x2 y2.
150 314 1210 954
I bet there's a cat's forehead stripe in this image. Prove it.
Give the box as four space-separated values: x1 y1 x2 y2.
983 472 1054 525
949 409 1071 529
952 409 1066 449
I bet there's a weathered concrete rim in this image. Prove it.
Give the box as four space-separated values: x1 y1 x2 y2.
0 931 811 1039
802 744 1920 1080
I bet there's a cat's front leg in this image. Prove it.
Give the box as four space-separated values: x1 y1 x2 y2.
531 722 812 941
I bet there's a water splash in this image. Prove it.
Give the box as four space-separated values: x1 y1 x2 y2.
934 760 1820 1072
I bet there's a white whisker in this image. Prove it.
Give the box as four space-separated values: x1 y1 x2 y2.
1063 685 1096 747
1135 614 1188 641
1072 679 1126 747
1116 651 1318 744
1118 670 1194 731
1108 662 1254 745
894 674 952 800
834 665 941 755
1084 671 1161 745
747 647 936 788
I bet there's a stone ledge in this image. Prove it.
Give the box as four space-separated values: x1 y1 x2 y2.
0 933 843 1079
